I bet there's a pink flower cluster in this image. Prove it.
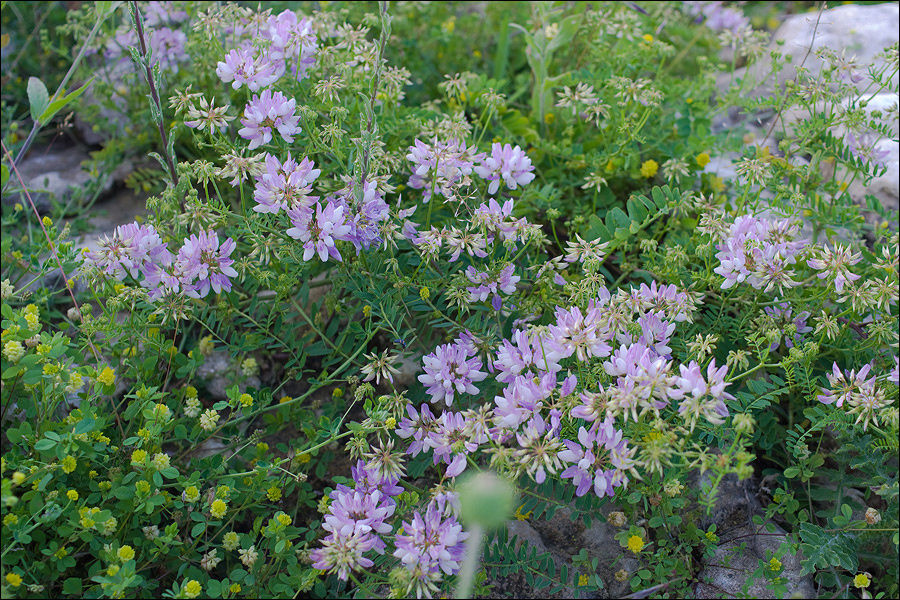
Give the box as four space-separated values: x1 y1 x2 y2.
714 214 807 292
86 223 238 300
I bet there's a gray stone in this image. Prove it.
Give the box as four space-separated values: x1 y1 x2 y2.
734 3 899 95
690 472 816 599
694 521 816 599
196 350 260 400
5 146 117 213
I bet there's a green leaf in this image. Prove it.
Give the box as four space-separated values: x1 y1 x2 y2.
798 522 858 575
38 78 94 126
34 438 57 452
27 77 49 123
62 578 83 595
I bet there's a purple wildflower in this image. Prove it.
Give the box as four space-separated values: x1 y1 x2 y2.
175 230 238 298
350 460 403 497
685 1 750 33
397 403 439 457
286 200 352 262
817 362 875 408
329 179 390 253
847 131 892 169
669 360 734 430
418 340 487 407
714 214 807 292
474 143 536 195
238 89 301 149
807 243 862 294
426 411 483 477
216 47 281 91
406 138 482 202
393 502 468 596
558 419 635 498
494 329 564 384
764 302 812 351
252 153 321 214
310 530 376 581
548 302 613 362
87 222 172 281
466 264 520 310
323 487 395 553
493 373 556 429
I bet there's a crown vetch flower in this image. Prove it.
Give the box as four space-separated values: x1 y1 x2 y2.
323 487 395 553
807 243 862 294
559 419 635 498
474 143 535 195
669 359 733 430
817 362 875 408
466 264 520 310
216 47 281 91
175 230 238 298
330 179 390 253
286 201 352 262
87 222 172 281
714 215 807 292
238 89 301 149
393 501 468 579
253 153 321 213
418 341 487 407
310 530 376 581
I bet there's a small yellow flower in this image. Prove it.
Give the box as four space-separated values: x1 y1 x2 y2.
210 499 228 519
185 385 198 399
297 453 311 464
640 159 659 178
3 514 18 526
223 531 240 551
420 286 430 301
184 579 202 598
54 546 68 559
544 112 555 124
89 470 98 479
5 573 23 587
385 417 397 429
229 583 241 594
107 564 120 576
627 534 645 554
276 512 292 526
61 455 77 474
279 395 292 404
768 556 782 572
513 504 532 521
853 573 871 588
642 33 654 42
97 366 115 386
696 152 711 168
135 480 151 494
117 545 135 562
362 305 371 317
42 216 53 227
67 490 79 501
131 449 148 465
3 340 25 363
578 574 589 586
239 393 254 408
266 486 282 502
